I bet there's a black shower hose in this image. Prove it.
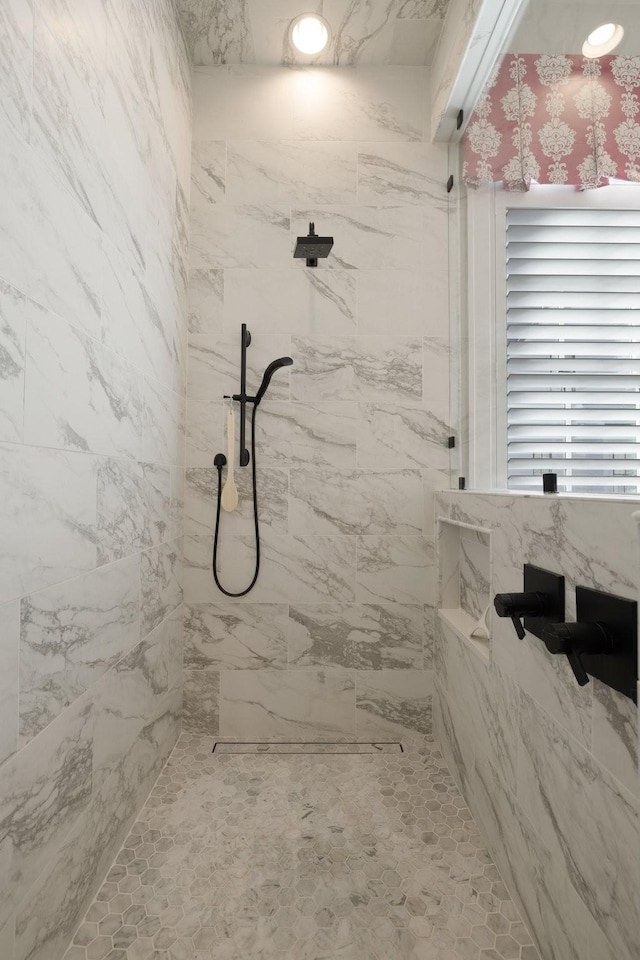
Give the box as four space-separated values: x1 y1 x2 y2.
212 404 260 597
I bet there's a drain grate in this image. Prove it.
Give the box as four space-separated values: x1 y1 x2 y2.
212 741 403 755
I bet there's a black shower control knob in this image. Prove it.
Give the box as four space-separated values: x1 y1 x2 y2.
544 621 611 657
493 592 550 619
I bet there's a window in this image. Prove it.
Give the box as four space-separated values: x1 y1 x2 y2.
466 184 640 495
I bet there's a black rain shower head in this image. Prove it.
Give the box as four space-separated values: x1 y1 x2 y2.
294 221 333 267
255 356 293 406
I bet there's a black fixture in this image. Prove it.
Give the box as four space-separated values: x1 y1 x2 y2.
542 472 558 494
215 324 293 597
543 587 638 700
223 323 293 467
494 564 565 641
446 175 454 193
294 222 333 267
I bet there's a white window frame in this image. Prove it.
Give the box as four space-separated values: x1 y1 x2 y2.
467 182 640 492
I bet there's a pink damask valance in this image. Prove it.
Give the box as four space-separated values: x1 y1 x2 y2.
463 53 640 190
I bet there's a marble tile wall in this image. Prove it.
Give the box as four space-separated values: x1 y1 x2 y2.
184 65 448 743
435 491 640 960
0 3 191 959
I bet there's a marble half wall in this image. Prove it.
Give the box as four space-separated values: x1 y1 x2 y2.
435 491 640 960
184 65 448 742
0 2 191 959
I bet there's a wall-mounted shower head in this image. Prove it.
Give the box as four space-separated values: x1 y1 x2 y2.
294 221 333 267
255 356 293 406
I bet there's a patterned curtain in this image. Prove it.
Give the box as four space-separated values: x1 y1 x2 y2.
463 53 640 190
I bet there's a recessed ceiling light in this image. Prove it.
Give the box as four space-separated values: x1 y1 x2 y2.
290 14 330 55
582 22 624 58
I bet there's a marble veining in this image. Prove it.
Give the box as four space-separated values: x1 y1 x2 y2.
185 602 288 670
291 336 423 402
0 601 19 766
0 279 30 443
289 602 424 670
18 557 140 746
0 0 33 140
97 459 171 564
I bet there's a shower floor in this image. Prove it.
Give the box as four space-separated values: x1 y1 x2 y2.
64 733 540 960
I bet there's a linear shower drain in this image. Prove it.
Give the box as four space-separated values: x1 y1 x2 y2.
212 741 403 755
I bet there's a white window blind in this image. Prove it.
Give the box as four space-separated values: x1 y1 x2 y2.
505 207 640 494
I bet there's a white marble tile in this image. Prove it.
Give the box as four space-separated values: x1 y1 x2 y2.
0 917 13 960
96 458 171 564
180 2 255 65
592 680 639 799
191 140 226 208
0 118 37 300
142 378 185 466
186 399 224 466
18 557 140 747
24 309 143 458
289 467 424 535
0 0 33 140
291 206 423 271
224 268 356 337
291 336 422 402
220 668 355 739
141 540 183 637
0 600 19 766
289 602 424 670
357 535 435 604
32 0 108 231
357 402 449 471
357 142 448 206
0 280 32 443
187 268 224 337
92 625 180 792
183 665 219 733
30 157 103 339
185 462 288 537
290 66 425 141
192 66 293 141
356 269 448 337
518 691 640 960
355 669 432 740
458 528 490 621
101 238 175 386
185 602 288 670
0 443 97 604
191 202 291 270
256 400 357 469
0 695 94 929
227 140 357 204
188 333 291 403
170 464 185 540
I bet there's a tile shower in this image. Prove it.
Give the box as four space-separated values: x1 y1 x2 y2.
0 4 638 960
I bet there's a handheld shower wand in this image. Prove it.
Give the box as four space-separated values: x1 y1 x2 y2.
213 327 293 597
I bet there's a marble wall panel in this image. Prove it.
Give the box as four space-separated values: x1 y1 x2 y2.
0 695 94 929
0 280 30 443
185 602 288 670
288 602 424 670
220 668 355 740
140 540 183 637
435 491 640 960
292 466 424 536
184 65 447 743
0 2 190 956
19 557 140 747
291 336 423 402
184 666 220 734
0 601 19 767
355 669 433 740
0 443 97 604
0 0 33 140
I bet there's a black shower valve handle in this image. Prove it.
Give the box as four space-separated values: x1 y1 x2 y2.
493 591 550 640
542 620 612 687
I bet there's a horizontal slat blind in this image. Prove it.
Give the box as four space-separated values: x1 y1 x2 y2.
506 208 640 494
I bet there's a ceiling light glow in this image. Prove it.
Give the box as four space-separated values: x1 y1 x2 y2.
582 22 624 58
291 15 330 55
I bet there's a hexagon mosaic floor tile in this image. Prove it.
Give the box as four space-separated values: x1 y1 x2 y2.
64 733 541 960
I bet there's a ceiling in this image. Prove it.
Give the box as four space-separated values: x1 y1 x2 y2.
510 0 640 54
175 0 450 67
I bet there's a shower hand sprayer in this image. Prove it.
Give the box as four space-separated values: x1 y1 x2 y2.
213 323 293 597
